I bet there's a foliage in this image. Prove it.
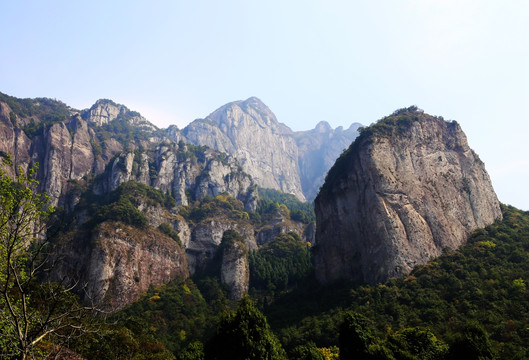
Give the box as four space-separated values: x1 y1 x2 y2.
204 296 287 360
91 109 163 145
180 194 249 224
249 233 313 295
158 223 182 245
117 278 228 356
290 342 325 360
256 188 315 224
0 161 92 359
81 181 176 230
267 205 529 359
73 324 175 360
0 92 71 138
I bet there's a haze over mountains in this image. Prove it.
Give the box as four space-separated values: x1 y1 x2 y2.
2 90 527 358
0 91 358 310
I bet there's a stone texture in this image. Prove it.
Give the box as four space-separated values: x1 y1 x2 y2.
182 97 306 201
186 217 257 275
295 121 361 201
220 239 249 300
52 222 188 312
314 109 502 284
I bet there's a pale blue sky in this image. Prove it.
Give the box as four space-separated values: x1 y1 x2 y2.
1 0 528 210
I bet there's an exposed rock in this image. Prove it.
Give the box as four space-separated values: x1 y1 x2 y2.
93 144 258 211
256 215 307 246
82 99 158 132
295 121 361 201
315 108 502 284
186 217 257 275
220 231 249 300
52 222 189 312
182 97 306 201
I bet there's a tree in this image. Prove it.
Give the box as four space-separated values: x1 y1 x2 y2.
0 159 94 360
447 323 495 360
205 296 287 360
338 312 376 360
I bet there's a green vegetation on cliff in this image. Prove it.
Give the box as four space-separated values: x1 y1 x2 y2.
266 205 529 359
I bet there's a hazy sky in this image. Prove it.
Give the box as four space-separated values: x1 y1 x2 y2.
1 1 528 210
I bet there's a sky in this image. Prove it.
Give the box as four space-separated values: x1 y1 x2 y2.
0 0 528 210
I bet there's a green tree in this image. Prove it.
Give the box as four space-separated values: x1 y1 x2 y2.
0 161 92 360
290 342 325 360
205 296 287 360
338 312 379 360
386 327 448 360
447 323 495 360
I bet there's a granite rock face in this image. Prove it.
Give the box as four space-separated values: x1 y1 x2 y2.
295 121 361 201
52 222 189 312
93 144 258 211
178 97 362 202
220 235 250 300
315 108 502 284
182 97 306 201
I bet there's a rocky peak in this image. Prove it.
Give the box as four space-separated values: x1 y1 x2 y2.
314 107 502 284
182 97 306 201
315 121 332 133
295 121 361 201
82 99 158 131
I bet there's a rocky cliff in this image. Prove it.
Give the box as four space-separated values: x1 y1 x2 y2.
315 107 502 284
295 121 361 201
0 92 315 310
219 230 250 300
177 97 361 202
182 97 306 201
52 222 189 312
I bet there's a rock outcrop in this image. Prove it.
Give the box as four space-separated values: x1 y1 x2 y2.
182 97 306 201
315 107 502 284
220 231 250 300
177 97 362 201
52 222 189 312
295 121 361 201
93 143 258 211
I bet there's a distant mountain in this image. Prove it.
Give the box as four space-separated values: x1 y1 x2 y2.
294 120 361 201
180 97 306 201
315 107 502 284
172 97 361 201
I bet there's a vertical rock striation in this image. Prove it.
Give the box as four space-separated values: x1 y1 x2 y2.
182 97 306 201
315 107 502 284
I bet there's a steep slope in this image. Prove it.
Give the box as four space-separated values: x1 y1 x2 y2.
53 222 189 312
315 107 502 284
181 97 306 201
295 121 361 201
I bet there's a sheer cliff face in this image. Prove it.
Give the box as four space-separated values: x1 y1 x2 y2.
183 97 306 201
295 121 361 201
315 109 502 284
53 223 189 312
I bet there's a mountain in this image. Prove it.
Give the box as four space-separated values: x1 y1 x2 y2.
176 97 361 202
0 91 315 309
314 106 502 284
294 120 361 201
181 97 306 201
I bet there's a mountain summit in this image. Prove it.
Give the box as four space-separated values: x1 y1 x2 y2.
179 97 361 201
182 97 305 200
314 107 502 284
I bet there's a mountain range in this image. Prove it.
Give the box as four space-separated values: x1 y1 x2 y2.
1 91 520 359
